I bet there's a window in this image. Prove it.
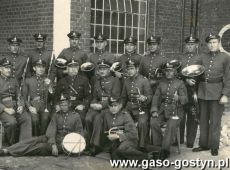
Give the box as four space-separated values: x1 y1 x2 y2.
90 0 148 55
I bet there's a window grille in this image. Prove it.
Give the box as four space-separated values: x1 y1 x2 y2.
90 0 148 55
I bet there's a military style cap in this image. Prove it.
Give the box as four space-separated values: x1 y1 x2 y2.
94 33 107 42
33 58 46 66
124 36 137 45
59 93 69 101
185 34 199 43
108 96 121 106
205 33 220 43
0 58 11 67
67 59 79 67
163 60 181 70
147 35 161 44
33 33 47 42
97 60 111 68
67 31 81 39
126 59 139 68
7 35 22 44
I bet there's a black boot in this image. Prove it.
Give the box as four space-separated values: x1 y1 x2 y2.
159 150 170 160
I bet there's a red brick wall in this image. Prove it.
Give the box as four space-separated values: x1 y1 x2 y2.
71 0 91 51
0 0 54 54
199 0 230 52
148 0 192 57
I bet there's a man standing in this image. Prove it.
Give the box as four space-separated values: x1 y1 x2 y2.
0 58 32 145
121 59 152 150
28 33 56 81
55 60 91 126
0 93 83 157
139 35 167 91
23 59 53 136
56 31 88 80
192 34 230 156
2 35 30 84
178 34 201 147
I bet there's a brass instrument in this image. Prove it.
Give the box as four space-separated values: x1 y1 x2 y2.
80 62 95 72
181 65 205 121
54 58 68 69
105 126 125 135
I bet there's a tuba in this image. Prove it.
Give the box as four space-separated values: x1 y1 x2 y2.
181 64 205 121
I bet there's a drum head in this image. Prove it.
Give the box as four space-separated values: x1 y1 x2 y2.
62 133 86 154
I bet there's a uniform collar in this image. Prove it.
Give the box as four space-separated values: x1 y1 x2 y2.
150 50 160 56
126 51 136 56
70 46 79 51
96 49 105 54
36 47 45 53
209 50 220 56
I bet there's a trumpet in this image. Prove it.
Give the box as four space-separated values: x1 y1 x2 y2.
105 126 125 135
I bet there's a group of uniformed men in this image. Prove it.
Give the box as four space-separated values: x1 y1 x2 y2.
0 30 229 160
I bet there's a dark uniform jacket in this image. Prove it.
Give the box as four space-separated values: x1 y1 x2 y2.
23 75 49 109
104 110 138 143
117 53 142 73
91 76 122 109
55 75 91 108
1 52 30 83
87 50 117 66
28 48 56 81
57 47 87 65
139 52 167 79
121 74 152 114
197 51 230 100
151 78 188 119
46 110 83 146
0 75 23 113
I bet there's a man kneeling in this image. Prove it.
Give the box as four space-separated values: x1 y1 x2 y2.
0 93 83 156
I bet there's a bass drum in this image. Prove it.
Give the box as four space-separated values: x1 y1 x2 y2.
62 133 86 155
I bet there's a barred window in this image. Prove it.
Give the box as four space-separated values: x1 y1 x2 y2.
90 0 148 55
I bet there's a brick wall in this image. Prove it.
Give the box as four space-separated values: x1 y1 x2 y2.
148 0 192 58
71 0 91 52
199 0 230 52
0 0 54 54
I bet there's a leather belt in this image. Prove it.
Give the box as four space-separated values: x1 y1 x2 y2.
200 77 223 83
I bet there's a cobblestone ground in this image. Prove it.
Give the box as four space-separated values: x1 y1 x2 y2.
0 145 229 170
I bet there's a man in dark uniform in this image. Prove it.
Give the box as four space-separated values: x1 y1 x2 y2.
150 61 188 159
139 35 167 91
0 93 83 157
121 59 152 150
56 31 88 80
192 33 230 156
116 36 142 78
85 60 122 152
2 35 30 85
23 59 53 136
178 34 201 147
87 33 117 65
55 60 91 126
28 33 56 82
95 97 156 160
0 58 32 145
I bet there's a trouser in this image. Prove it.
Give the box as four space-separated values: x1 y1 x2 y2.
89 110 106 147
85 109 105 148
198 99 224 149
6 136 59 156
150 114 180 151
127 108 149 148
30 100 51 136
0 111 32 145
180 104 198 146
108 140 148 161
